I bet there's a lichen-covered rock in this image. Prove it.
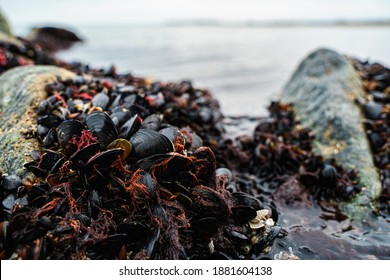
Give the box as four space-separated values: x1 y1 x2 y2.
280 48 381 219
0 66 75 175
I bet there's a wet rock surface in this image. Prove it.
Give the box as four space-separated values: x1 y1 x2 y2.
280 48 381 219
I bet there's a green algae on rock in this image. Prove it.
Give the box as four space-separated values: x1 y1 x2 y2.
280 48 381 219
0 66 75 175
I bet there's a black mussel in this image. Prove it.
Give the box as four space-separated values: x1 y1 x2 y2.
37 114 63 128
319 164 337 188
232 206 257 226
117 222 149 243
369 132 385 152
151 154 192 179
119 114 141 140
130 129 174 159
110 108 132 127
177 171 198 188
26 166 47 178
85 148 123 170
363 101 383 120
70 143 101 165
191 186 229 222
37 216 52 230
39 151 60 171
50 156 67 174
228 230 249 242
176 193 193 208
134 154 170 171
233 192 263 211
2 175 23 192
86 112 118 147
37 124 49 139
372 91 390 103
38 100 50 115
160 125 185 145
43 128 57 148
87 234 127 259
92 92 110 109
57 120 85 148
140 114 162 131
145 226 160 259
72 213 91 227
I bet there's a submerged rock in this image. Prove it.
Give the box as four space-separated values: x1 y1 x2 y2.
0 66 75 175
281 48 381 219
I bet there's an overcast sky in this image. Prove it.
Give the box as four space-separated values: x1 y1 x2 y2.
2 0 390 26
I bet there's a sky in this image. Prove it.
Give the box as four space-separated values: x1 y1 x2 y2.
2 0 390 26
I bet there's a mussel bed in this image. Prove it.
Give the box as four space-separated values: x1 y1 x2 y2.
0 39 389 259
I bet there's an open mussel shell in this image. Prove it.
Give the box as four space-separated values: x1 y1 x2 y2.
107 139 132 161
130 129 174 159
56 120 86 148
86 112 118 147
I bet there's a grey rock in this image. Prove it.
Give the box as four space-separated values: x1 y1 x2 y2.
280 48 381 220
0 66 75 175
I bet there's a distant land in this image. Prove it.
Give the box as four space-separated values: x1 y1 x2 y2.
164 19 390 27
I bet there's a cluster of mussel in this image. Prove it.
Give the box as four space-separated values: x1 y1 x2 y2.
352 59 390 215
214 102 362 207
0 76 280 259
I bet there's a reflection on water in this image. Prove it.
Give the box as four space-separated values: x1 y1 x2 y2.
51 25 390 116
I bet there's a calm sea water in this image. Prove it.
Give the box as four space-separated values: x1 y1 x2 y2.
17 25 390 115
56 25 390 116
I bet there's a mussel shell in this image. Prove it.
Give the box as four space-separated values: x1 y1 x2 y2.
107 139 132 161
85 148 124 170
119 114 141 140
70 143 101 165
130 129 174 159
39 151 60 171
145 226 160 258
140 114 162 131
37 114 63 128
92 92 110 109
86 112 118 147
191 217 220 236
232 192 263 210
43 128 57 148
57 120 85 148
363 101 383 120
232 206 257 226
319 164 337 188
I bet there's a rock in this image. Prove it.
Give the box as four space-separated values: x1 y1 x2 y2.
0 66 75 175
280 48 381 220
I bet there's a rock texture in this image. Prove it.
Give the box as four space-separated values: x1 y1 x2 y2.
281 48 381 219
0 66 75 175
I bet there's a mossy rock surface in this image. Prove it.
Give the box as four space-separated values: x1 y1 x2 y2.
281 48 381 220
0 66 75 175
